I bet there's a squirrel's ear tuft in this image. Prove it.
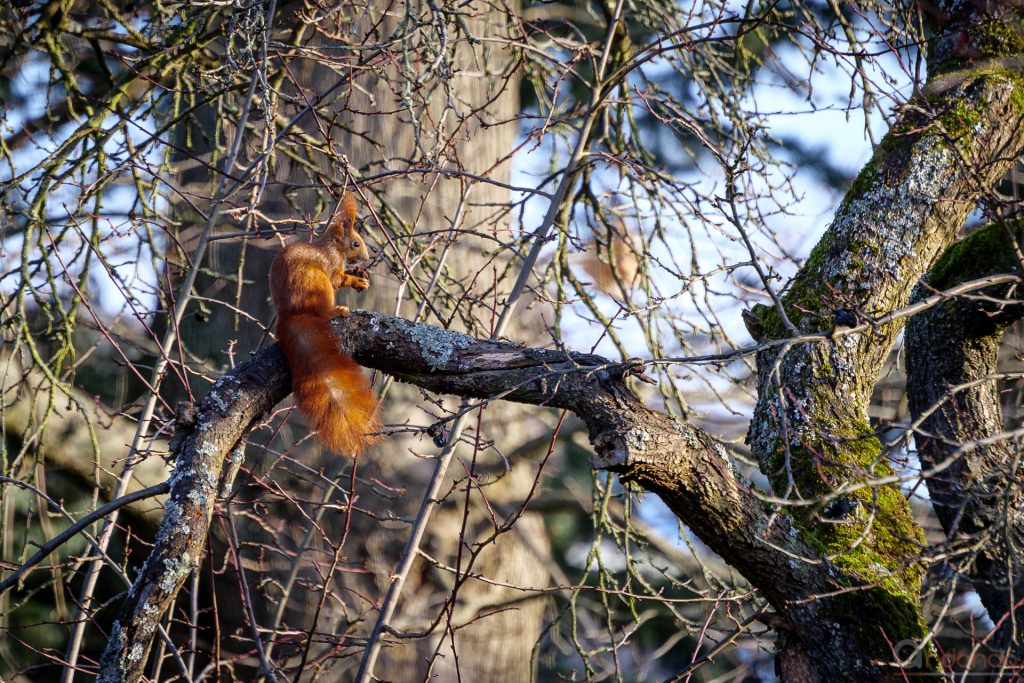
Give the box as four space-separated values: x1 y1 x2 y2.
337 192 358 233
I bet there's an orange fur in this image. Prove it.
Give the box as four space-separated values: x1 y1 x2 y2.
269 192 381 455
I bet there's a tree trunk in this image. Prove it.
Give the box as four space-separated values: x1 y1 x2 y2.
743 2 1024 674
907 222 1024 655
163 2 551 680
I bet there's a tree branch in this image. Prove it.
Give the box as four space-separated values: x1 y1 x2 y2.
907 222 1024 654
99 310 928 680
97 347 289 682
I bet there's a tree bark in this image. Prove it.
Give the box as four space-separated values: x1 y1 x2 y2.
907 222 1024 654
98 346 290 681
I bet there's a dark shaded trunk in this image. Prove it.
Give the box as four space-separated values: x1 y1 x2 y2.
907 222 1024 654
742 1 1024 673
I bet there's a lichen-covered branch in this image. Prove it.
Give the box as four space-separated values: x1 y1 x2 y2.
97 349 290 682
907 222 1024 654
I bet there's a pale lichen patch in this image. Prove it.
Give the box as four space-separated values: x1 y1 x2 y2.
831 137 955 281
625 427 652 451
408 322 473 370
160 555 193 593
187 488 208 508
202 466 219 488
194 439 218 458
207 375 242 413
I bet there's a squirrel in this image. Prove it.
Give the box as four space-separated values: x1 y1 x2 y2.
269 192 382 456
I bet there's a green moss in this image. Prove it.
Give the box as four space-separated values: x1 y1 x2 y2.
938 98 985 140
846 238 874 275
1010 75 1024 115
755 357 931 666
754 238 835 339
777 456 930 662
770 444 928 659
924 222 1018 291
828 584 931 660
845 164 881 207
968 69 1024 117
765 409 925 594
930 12 1024 76
975 16 1024 60
753 158 892 341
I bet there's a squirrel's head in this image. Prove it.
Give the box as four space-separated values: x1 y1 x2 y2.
327 192 372 266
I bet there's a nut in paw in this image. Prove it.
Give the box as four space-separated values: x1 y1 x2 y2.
349 267 371 291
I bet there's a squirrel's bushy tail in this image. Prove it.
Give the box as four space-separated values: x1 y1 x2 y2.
277 314 381 455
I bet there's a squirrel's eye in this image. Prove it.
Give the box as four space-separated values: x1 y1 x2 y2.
353 241 360 248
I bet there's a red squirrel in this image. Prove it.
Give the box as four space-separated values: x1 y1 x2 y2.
269 192 381 455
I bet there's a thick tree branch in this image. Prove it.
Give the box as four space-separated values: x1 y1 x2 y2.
97 348 290 682
907 222 1024 653
100 311 892 681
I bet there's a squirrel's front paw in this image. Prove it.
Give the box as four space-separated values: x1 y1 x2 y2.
352 277 370 292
